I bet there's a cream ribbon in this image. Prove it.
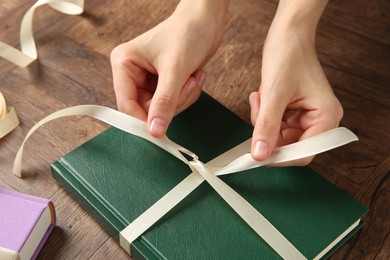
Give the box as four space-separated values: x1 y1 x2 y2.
0 92 19 138
13 105 358 259
0 0 84 67
0 247 20 260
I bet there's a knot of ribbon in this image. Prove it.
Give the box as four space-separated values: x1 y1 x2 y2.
12 105 358 260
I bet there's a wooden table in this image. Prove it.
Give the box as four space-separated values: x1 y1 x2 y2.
1 0 389 259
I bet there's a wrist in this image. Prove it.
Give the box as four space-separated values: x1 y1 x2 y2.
267 0 328 44
177 0 230 13
171 0 230 50
174 0 230 28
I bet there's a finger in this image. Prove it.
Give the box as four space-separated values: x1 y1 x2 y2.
282 109 302 128
193 69 207 88
147 69 187 137
175 78 201 115
278 109 305 145
249 91 260 126
111 45 147 121
279 127 304 145
294 118 340 165
138 88 153 112
274 116 340 167
142 70 206 117
175 71 202 110
175 70 206 115
251 89 287 161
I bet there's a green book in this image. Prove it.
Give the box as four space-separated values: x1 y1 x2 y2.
51 92 368 259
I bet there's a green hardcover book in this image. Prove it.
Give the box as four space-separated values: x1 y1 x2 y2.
51 92 368 259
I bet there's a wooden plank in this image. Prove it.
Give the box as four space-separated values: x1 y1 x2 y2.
90 238 129 260
0 1 24 17
0 0 389 259
375 232 390 259
65 0 179 56
323 0 390 45
332 155 390 259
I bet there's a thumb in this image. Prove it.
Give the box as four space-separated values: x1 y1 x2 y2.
147 71 186 137
250 91 287 161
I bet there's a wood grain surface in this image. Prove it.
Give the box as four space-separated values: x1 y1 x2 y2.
0 0 389 259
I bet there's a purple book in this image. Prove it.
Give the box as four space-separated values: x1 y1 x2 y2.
0 189 56 260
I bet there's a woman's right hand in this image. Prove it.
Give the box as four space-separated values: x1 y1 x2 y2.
110 0 230 137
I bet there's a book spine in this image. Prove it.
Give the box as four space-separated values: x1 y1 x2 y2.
321 222 364 259
31 224 55 260
50 160 163 260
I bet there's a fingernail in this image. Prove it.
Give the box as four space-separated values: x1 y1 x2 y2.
187 80 197 95
253 140 269 159
150 117 167 136
198 72 206 87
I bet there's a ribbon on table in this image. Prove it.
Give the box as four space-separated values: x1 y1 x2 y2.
0 0 84 67
13 105 358 259
0 92 19 138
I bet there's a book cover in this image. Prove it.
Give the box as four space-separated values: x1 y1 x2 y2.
51 92 368 259
0 189 56 260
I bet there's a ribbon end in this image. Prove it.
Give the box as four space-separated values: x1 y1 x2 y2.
48 1 85 15
12 149 23 178
338 127 359 142
119 232 132 256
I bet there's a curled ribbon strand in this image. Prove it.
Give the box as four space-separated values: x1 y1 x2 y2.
0 0 84 67
0 92 19 139
13 105 358 259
